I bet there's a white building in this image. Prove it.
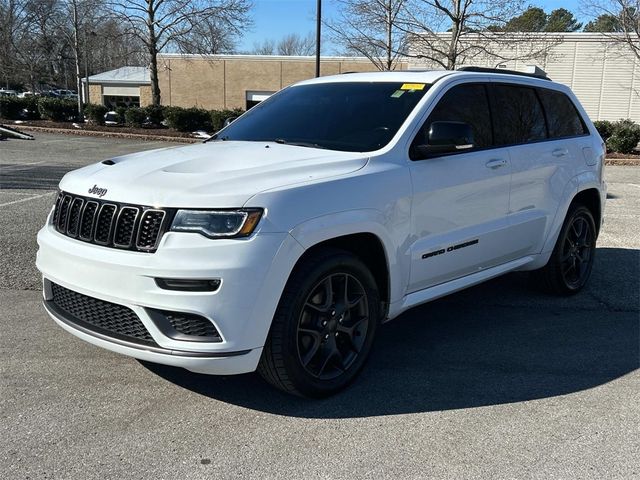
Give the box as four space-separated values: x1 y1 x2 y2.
408 33 640 123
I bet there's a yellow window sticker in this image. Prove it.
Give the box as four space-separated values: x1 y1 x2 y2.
400 83 425 91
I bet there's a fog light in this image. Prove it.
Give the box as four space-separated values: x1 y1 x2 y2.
155 278 221 292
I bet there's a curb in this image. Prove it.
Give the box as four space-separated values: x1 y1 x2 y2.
14 125 199 143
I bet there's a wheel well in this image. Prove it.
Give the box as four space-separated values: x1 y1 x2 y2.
572 188 602 235
298 233 390 311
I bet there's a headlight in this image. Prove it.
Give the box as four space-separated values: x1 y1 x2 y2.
170 209 263 239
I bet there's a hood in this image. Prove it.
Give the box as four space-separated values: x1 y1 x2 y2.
59 141 368 208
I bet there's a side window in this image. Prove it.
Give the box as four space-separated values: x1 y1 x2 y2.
537 88 588 138
489 85 547 146
413 83 492 151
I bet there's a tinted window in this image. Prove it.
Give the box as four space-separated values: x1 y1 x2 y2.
414 84 492 150
537 88 587 138
214 82 430 152
490 85 547 145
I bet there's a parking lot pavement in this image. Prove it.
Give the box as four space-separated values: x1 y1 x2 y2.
1 134 638 479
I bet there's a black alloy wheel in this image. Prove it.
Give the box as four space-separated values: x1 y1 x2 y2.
532 204 597 295
297 273 369 380
559 213 594 290
258 248 380 397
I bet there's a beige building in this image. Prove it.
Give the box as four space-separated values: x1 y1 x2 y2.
83 66 151 109
155 54 406 110
85 33 638 122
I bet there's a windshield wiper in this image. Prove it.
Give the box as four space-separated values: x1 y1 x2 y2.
273 138 327 149
204 134 228 143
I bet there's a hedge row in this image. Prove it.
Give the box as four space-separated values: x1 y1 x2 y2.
0 96 78 121
84 103 244 132
593 119 640 155
1 97 244 133
163 106 244 132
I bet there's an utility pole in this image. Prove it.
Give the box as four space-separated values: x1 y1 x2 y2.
315 0 321 77
84 29 90 105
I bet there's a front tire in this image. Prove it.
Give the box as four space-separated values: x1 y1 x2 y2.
258 248 380 397
532 204 597 295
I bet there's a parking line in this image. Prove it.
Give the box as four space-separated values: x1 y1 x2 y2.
0 191 55 207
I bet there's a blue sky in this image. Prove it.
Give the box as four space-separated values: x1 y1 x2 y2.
239 0 586 53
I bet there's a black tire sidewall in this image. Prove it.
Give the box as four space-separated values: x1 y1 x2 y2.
552 205 597 293
277 251 380 397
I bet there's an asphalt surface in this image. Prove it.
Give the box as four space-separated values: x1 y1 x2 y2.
1 133 638 479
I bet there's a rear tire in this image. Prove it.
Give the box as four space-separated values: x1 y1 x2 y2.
531 204 596 295
258 247 380 397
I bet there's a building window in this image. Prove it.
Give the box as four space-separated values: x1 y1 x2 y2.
103 95 141 109
246 91 275 110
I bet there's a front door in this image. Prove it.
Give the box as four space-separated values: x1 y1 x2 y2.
406 83 513 293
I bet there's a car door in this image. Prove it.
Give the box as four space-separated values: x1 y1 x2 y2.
406 83 513 293
488 84 587 257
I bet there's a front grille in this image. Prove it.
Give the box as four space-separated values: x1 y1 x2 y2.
52 192 172 252
50 283 157 346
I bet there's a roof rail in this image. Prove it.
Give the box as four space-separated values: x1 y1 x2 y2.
457 66 551 81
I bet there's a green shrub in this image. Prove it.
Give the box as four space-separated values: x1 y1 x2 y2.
37 97 78 121
593 120 614 141
124 107 146 127
21 96 41 119
210 108 244 131
607 119 640 154
85 104 108 125
0 97 25 119
164 106 212 132
144 104 164 125
115 106 127 123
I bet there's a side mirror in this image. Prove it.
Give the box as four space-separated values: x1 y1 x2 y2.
413 121 474 159
223 117 237 127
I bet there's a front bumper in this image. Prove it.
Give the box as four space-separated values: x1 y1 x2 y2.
36 222 304 375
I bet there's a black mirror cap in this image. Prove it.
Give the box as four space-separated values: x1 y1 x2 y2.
411 121 475 159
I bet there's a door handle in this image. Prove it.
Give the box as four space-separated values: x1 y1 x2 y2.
485 159 507 169
552 148 569 157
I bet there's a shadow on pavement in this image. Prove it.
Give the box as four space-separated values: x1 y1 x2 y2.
0 164 72 190
141 247 639 418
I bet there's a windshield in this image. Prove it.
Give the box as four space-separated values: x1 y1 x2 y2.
213 81 430 152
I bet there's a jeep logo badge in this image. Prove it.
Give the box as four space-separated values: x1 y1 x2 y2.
88 185 108 197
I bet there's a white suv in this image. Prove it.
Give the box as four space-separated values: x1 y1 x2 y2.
37 68 606 397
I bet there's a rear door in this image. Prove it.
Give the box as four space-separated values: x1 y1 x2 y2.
489 84 588 256
406 83 513 292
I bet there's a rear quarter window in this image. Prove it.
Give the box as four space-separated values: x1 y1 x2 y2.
537 88 588 138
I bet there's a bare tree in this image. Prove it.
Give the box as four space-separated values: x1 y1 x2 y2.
325 0 409 71
50 0 102 118
0 0 147 92
1 0 64 91
251 38 276 55
176 17 241 54
108 0 252 105
277 32 315 56
582 0 640 60
400 0 560 70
